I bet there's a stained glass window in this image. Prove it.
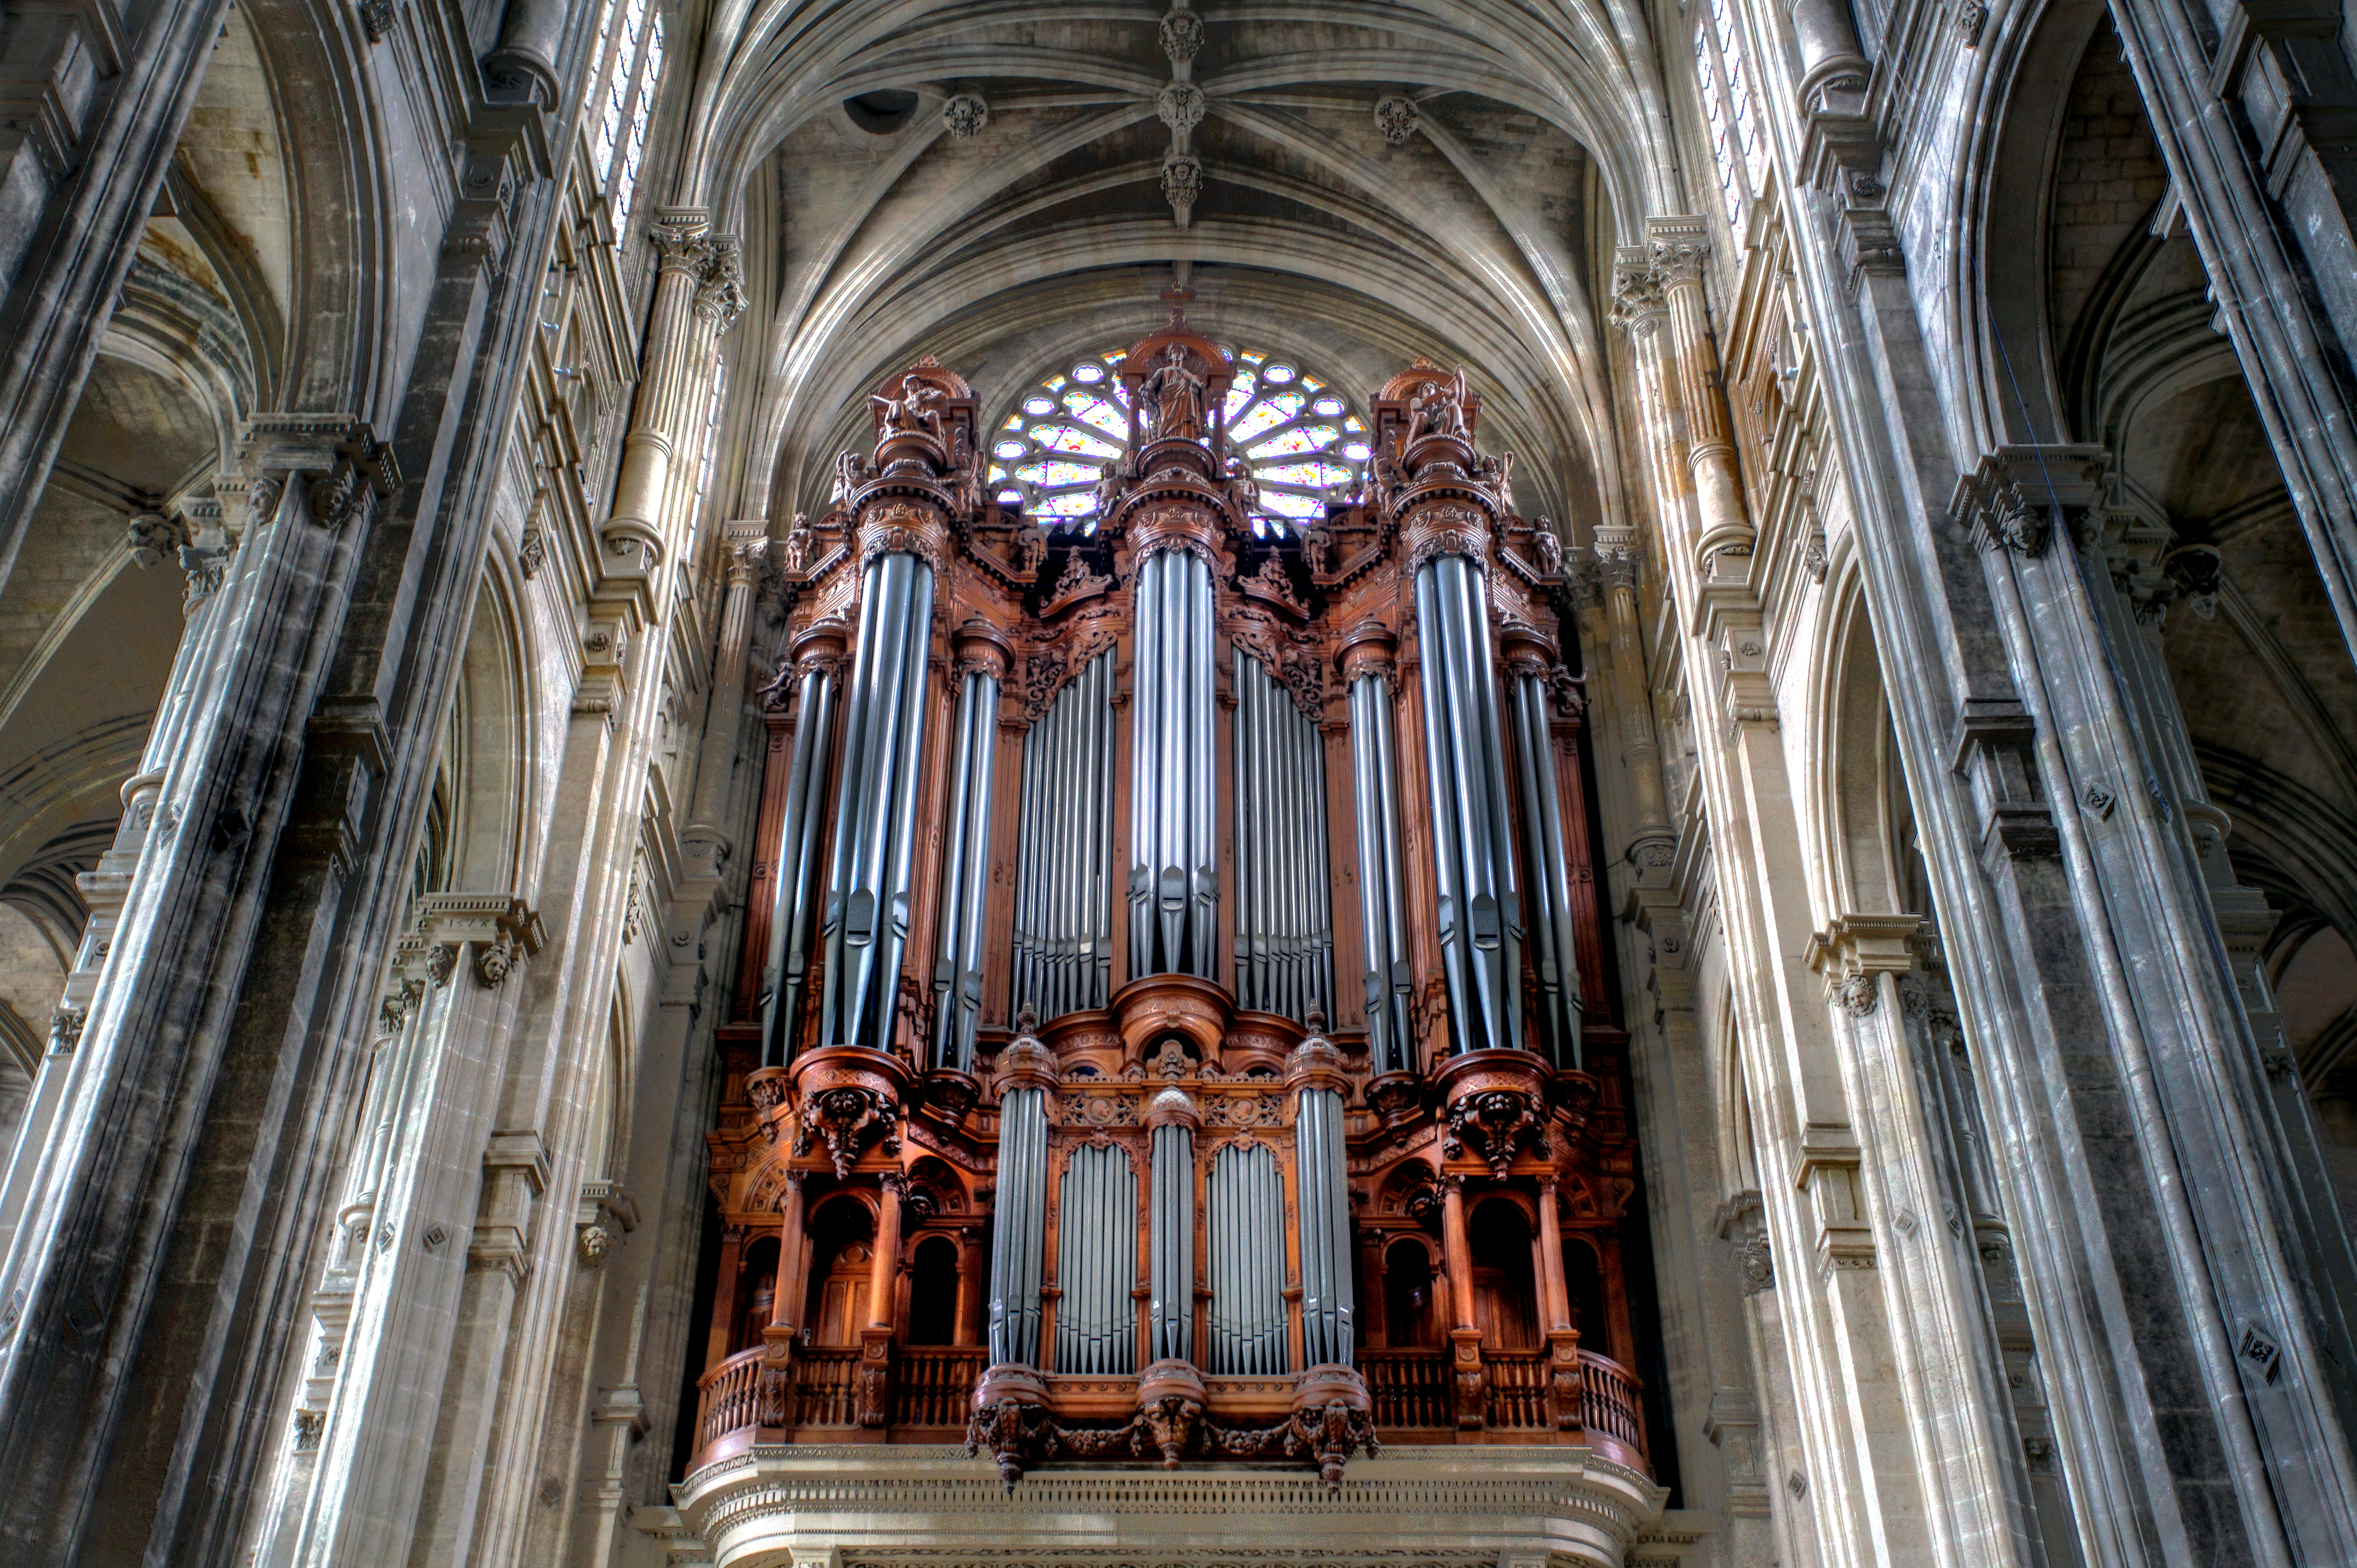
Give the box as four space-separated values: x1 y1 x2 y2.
989 347 1370 535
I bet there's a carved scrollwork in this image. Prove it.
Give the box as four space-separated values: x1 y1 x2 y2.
792 1081 902 1178
1442 1084 1542 1178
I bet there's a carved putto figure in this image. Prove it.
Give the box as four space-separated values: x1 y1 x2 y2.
1142 343 1208 440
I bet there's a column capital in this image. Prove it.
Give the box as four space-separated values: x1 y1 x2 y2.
1607 246 1667 333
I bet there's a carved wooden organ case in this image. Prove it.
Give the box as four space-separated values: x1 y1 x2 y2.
698 320 1649 1491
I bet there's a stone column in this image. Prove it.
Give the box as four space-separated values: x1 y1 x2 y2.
2104 0 2357 663
1960 449 2357 1560
1652 226 1754 569
679 525 770 885
257 899 541 1568
0 1 230 594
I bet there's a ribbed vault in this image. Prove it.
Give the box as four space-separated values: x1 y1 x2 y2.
676 0 1678 534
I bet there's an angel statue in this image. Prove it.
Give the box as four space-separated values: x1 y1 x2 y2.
871 374 948 441
831 450 863 506
1404 368 1468 447
1142 343 1208 440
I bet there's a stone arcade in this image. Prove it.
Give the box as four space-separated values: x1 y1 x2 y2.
0 3 2350 1568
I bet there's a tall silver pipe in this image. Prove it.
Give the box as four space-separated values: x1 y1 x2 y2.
989 1086 1048 1365
818 553 937 1054
1510 671 1582 1068
1297 1087 1353 1364
763 661 839 1067
931 665 1000 1070
1149 1122 1196 1362
1413 555 1522 1056
1130 551 1218 979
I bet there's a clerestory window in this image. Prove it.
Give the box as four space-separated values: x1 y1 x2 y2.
585 0 667 234
988 348 1371 536
1692 0 1770 229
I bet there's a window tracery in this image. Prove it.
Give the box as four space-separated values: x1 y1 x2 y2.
1692 0 1768 228
586 0 667 233
987 348 1371 535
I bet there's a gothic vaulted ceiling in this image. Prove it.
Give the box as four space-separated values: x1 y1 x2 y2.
677 0 1682 533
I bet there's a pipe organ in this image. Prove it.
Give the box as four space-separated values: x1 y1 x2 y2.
703 322 1648 1493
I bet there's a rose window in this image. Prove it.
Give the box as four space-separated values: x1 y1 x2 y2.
989 348 1371 534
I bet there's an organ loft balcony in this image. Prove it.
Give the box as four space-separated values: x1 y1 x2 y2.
684 329 1660 1524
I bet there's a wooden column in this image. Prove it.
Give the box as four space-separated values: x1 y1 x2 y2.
705 1223 748 1372
1538 1177 1582 1431
1439 1173 1484 1430
858 1174 905 1427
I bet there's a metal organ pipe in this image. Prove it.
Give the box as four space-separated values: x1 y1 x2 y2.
987 1086 1047 1365
1232 653 1334 1020
1056 1141 1136 1375
930 655 1000 1071
1129 550 1218 979
1208 1143 1289 1374
1295 1084 1354 1365
1413 553 1524 1056
1150 1117 1197 1367
1011 652 1114 1022
1508 664 1583 1068
1345 663 1412 1075
760 655 840 1067
818 550 936 1054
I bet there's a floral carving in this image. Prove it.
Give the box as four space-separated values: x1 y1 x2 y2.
1374 94 1419 145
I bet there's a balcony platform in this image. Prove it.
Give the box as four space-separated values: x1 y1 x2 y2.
658 1442 1704 1568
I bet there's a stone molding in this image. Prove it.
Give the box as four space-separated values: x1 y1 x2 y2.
673 1445 1674 1568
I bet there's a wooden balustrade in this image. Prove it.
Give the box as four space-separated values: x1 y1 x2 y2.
692 1346 768 1454
1360 1348 1453 1429
891 1346 987 1427
1578 1347 1647 1460
792 1347 862 1428
1483 1349 1549 1430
